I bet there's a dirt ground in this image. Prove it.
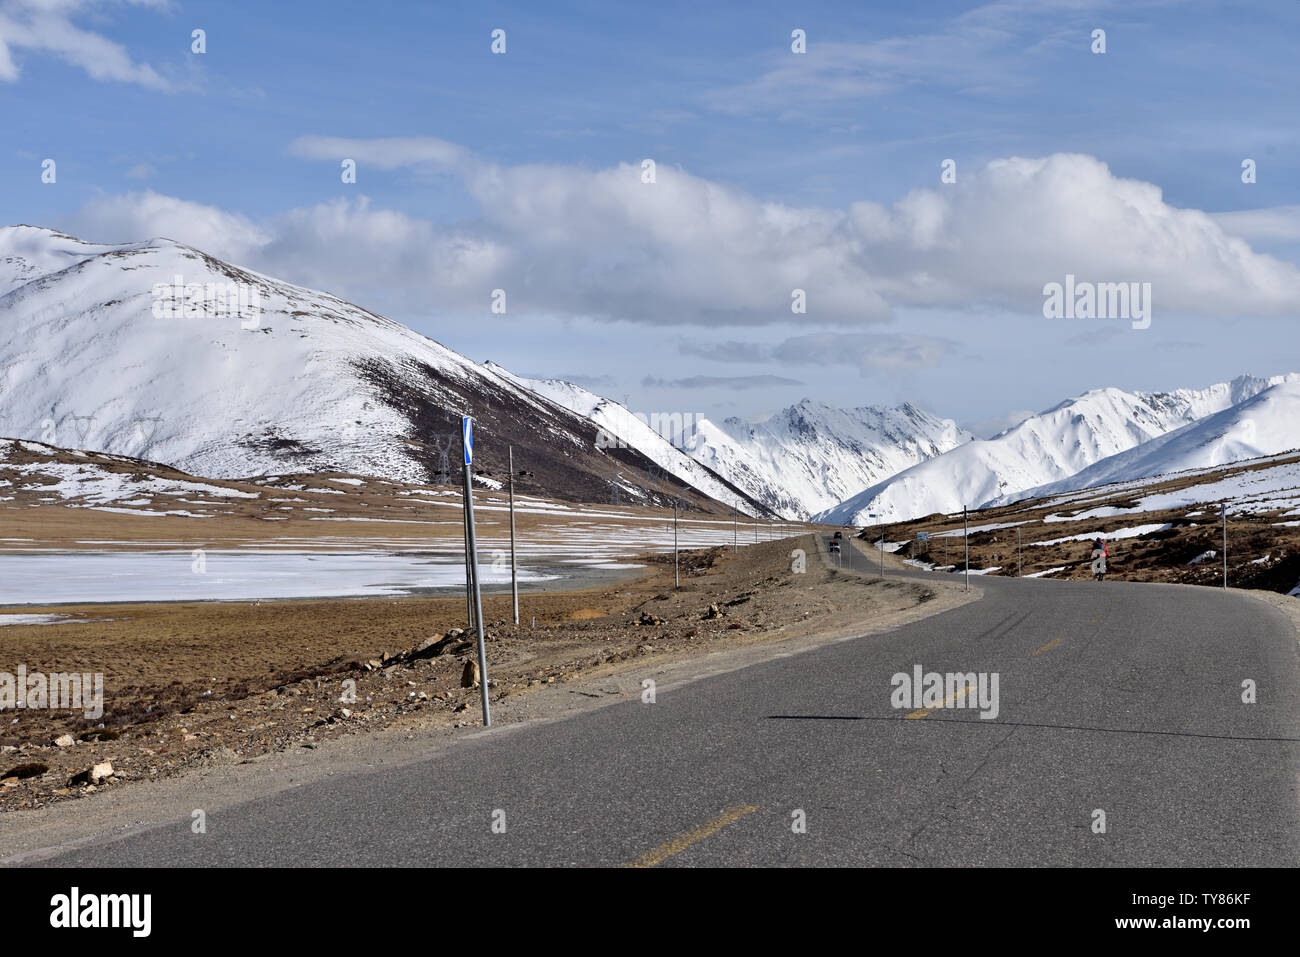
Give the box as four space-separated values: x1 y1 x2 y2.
0 442 800 550
0 534 963 811
896 511 1300 590
870 454 1300 595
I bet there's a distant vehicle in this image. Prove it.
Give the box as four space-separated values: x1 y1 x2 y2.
832 530 843 540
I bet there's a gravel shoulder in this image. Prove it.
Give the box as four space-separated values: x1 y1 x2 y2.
1239 588 1300 645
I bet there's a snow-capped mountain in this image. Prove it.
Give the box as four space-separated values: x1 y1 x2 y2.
1002 378 1300 503
479 369 971 521
687 400 973 521
481 362 775 513
0 226 761 512
820 375 1298 524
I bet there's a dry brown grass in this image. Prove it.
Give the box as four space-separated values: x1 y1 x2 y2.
867 452 1300 593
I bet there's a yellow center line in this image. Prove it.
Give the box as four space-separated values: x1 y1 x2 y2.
905 685 976 719
1031 637 1064 656
625 804 759 868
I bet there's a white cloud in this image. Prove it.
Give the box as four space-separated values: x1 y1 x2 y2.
1212 205 1300 243
123 162 157 180
58 146 1300 325
681 333 959 373
289 135 472 172
66 190 268 258
0 0 169 89
771 333 958 371
256 196 507 302
642 374 803 390
847 154 1300 316
702 0 1117 117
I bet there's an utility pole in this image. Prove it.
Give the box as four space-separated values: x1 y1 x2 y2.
461 417 490 727
1221 502 1228 589
733 503 737 552
673 498 680 589
867 513 882 577
964 506 970 592
508 446 519 625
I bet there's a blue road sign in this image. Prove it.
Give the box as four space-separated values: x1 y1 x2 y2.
918 531 929 542
462 417 473 464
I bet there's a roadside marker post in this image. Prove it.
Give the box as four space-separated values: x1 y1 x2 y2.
1017 526 1022 577
462 417 491 727
508 446 519 625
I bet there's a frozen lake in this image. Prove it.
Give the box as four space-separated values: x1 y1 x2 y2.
0 549 580 605
0 515 803 605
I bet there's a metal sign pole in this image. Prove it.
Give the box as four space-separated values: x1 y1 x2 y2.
508 446 519 625
462 484 475 629
462 417 491 727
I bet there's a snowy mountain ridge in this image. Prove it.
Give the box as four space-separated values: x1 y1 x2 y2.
820 374 1300 524
689 400 973 521
483 362 975 522
996 378 1300 505
0 226 762 512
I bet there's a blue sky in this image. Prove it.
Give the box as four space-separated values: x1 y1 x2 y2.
3 0 1298 434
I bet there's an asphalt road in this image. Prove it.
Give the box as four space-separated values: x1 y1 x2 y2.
32 538 1300 867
